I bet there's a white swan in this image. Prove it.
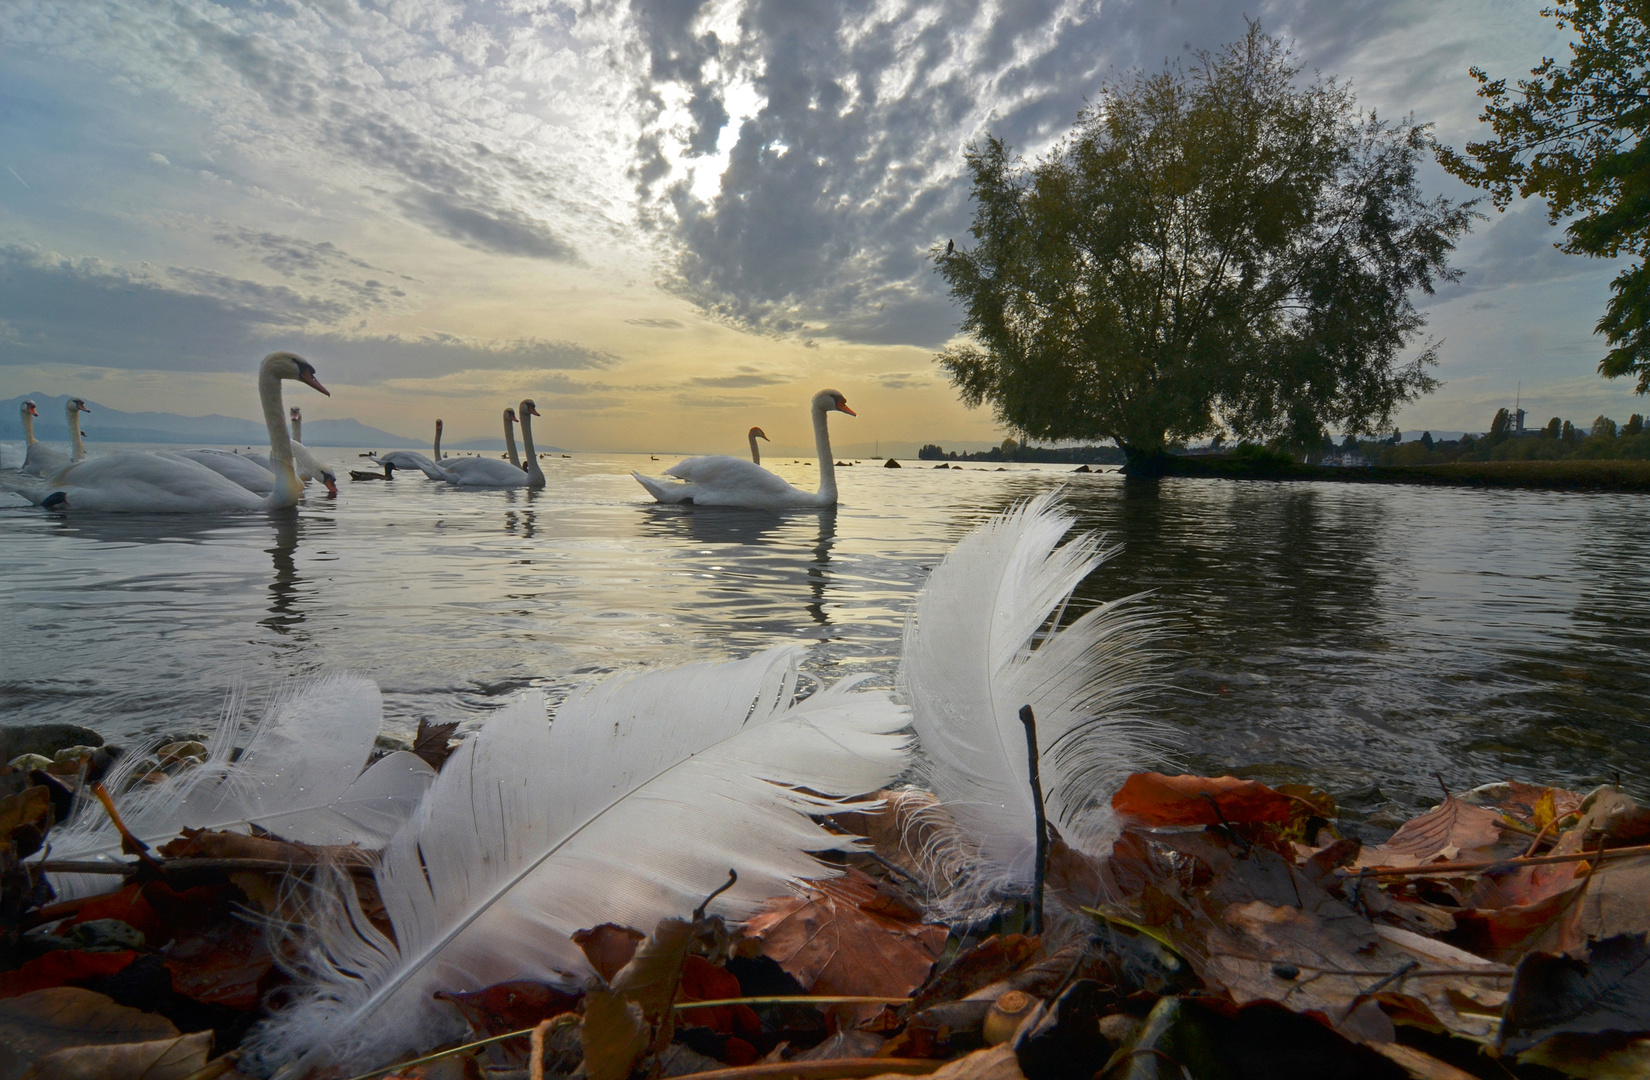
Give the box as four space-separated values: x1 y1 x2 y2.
503 407 522 469
287 408 338 495
426 402 545 488
0 354 330 513
633 390 855 509
20 398 89 477
748 426 769 464
371 419 443 478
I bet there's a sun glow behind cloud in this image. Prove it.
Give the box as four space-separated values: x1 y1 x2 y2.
0 0 1634 449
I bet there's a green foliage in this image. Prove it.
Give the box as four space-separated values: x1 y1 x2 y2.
934 24 1476 461
1488 407 1512 444
1563 419 1579 445
1592 414 1619 438
1543 416 1563 439
917 443 946 460
1438 0 1650 393
1627 413 1646 434
1230 443 1295 466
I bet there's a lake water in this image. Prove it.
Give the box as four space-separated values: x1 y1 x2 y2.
2 447 1646 835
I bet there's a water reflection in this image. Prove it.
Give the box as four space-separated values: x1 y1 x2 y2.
805 508 836 625
638 505 790 547
263 510 304 636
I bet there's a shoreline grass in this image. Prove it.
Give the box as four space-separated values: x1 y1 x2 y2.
1149 455 1650 491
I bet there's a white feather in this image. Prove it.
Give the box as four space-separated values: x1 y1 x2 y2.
244 646 911 1077
44 675 433 896
898 491 1159 902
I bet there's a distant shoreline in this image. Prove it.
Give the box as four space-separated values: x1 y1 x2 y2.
1140 456 1650 492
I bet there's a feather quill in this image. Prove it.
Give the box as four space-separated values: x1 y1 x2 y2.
44 675 433 896
244 647 910 1077
898 491 1159 903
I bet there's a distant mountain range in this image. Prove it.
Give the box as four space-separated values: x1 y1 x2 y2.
0 393 427 449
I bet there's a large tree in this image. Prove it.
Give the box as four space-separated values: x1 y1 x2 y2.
934 25 1476 468
1438 0 1650 393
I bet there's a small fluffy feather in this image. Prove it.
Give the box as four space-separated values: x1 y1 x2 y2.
899 491 1159 907
243 647 910 1077
44 675 432 897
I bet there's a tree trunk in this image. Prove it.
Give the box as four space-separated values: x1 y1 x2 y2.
1119 446 1173 477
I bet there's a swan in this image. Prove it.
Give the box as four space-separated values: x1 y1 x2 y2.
503 407 522 469
371 419 445 478
425 402 545 488
0 353 330 513
287 408 338 495
20 398 90 477
748 426 769 464
633 389 855 509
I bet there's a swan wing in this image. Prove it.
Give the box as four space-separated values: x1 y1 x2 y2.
166 450 276 494
437 457 529 487
42 451 266 512
631 470 694 503
372 451 448 479
21 442 71 478
666 456 803 496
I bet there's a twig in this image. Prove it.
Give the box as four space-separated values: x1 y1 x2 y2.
641 1059 943 1080
695 869 738 921
1340 841 1650 878
33 857 366 875
1018 704 1047 937
91 783 162 870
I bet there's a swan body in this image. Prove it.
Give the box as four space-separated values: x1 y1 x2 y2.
165 449 278 495
386 402 545 489
0 354 330 513
634 390 854 509
286 407 338 494
370 450 442 478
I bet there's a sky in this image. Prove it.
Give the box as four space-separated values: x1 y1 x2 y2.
1 0 1644 455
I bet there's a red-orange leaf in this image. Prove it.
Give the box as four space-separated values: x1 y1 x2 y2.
1112 773 1296 827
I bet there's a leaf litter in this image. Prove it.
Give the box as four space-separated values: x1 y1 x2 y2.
2 753 1646 1080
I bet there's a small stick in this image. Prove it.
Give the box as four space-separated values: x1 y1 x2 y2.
1018 704 1047 937
1340 841 1650 878
695 869 738 921
90 783 162 870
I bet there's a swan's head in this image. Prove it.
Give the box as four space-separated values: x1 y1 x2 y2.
70 398 90 414
520 399 541 417
436 419 444 432
504 407 518 422
23 400 37 417
262 352 331 396
749 426 769 442
289 406 302 421
812 389 855 416
321 469 338 497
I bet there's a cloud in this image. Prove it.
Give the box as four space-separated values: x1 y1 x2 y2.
686 371 787 387
624 317 685 328
875 371 933 390
0 244 616 380
400 190 580 263
1436 201 1620 302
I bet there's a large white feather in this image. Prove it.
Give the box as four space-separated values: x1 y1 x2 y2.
44 675 433 896
899 492 1159 901
244 647 910 1077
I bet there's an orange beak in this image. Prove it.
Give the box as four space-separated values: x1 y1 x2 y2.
300 371 331 397
528 404 541 417
838 402 856 416
78 403 91 413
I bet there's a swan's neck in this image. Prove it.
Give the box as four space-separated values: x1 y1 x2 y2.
519 409 545 487
67 404 85 461
813 406 837 503
433 425 442 459
749 431 761 465
504 415 521 468
290 415 302 442
260 367 304 507
21 407 34 447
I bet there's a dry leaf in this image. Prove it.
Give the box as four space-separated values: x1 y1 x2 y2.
573 924 646 983
0 988 179 1080
742 869 946 1020
1356 796 1505 868
580 989 648 1080
20 1030 211 1080
412 719 460 772
1111 773 1296 827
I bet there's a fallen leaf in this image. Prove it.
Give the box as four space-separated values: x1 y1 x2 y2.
412 719 460 772
573 924 645 983
0 952 138 1000
435 982 580 1067
1575 788 1650 845
1357 796 1506 868
580 989 647 1080
677 956 760 1040
1501 933 1650 1054
0 987 178 1080
1111 773 1296 827
161 915 274 1011
157 828 373 869
19 1030 211 1080
903 935 1043 1016
0 788 53 859
862 1043 1024 1080
742 869 946 1020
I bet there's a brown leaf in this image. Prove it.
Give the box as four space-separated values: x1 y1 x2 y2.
863 1044 1024 1080
412 719 460 772
0 952 139 1000
20 1031 211 1080
1111 773 1296 827
162 915 274 1011
1576 788 1650 845
903 935 1043 1015
742 869 946 1020
0 987 179 1080
609 918 694 1033
580 988 648 1080
829 790 970 896
435 982 580 1067
0 788 53 859
1357 796 1506 868
573 924 646 983
156 828 374 869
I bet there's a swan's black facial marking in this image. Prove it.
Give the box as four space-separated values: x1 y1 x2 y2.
295 359 331 397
